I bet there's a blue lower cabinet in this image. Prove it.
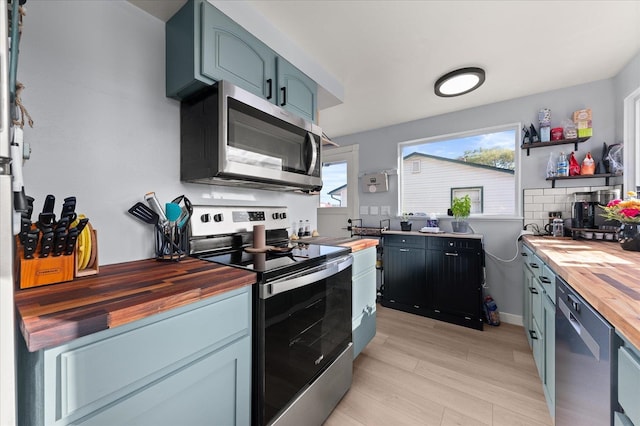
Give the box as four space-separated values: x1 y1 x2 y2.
618 333 640 426
18 286 252 426
352 247 377 358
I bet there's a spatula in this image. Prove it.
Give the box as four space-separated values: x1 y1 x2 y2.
128 202 159 225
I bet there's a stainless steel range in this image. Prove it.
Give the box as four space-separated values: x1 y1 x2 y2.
189 205 353 426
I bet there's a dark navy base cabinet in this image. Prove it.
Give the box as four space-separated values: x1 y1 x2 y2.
382 233 484 330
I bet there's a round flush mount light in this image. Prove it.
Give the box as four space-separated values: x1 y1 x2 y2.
434 67 485 97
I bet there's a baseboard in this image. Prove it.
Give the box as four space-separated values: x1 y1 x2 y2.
499 312 522 326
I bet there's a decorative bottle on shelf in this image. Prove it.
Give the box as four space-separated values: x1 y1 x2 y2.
298 220 304 238
304 220 311 237
557 152 569 177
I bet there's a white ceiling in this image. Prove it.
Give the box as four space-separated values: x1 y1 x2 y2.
131 0 640 138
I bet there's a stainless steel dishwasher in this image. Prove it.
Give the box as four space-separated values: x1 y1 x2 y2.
555 276 615 426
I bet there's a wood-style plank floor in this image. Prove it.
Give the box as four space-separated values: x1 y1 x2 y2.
325 305 553 426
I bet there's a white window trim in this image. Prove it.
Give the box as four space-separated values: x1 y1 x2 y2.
624 86 640 192
397 123 522 218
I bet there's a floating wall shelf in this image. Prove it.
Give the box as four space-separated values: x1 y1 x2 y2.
521 137 590 156
545 173 621 188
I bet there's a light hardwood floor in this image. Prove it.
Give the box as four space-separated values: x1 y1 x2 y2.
325 305 553 426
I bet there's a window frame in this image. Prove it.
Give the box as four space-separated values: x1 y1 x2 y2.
397 123 522 218
451 186 484 214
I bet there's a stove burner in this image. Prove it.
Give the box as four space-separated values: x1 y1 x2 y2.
198 243 346 273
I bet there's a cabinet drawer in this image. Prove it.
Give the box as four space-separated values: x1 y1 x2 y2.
428 237 482 251
525 253 543 276
619 345 640 425
352 247 376 277
71 335 251 426
540 264 556 300
383 234 426 249
54 289 250 421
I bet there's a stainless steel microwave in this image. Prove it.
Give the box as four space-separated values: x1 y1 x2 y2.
180 80 323 192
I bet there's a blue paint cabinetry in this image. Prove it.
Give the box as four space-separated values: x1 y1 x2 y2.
18 286 252 426
166 0 316 122
522 243 555 420
351 246 377 358
617 333 640 426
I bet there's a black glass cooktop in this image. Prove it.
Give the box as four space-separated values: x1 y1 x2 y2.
198 243 349 273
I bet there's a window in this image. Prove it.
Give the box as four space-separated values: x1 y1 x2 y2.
319 161 348 207
451 187 483 213
399 125 518 216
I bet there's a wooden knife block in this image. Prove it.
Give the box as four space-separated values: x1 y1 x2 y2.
16 243 74 289
15 228 99 289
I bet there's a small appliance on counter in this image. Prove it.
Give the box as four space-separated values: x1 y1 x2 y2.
571 192 597 230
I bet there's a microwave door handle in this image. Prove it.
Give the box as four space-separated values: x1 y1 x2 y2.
306 132 318 175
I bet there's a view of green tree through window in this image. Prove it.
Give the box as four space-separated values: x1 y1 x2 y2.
400 126 518 216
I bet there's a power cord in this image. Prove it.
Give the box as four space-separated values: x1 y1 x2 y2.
468 224 522 263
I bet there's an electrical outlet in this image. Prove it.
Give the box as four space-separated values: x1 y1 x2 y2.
370 206 379 215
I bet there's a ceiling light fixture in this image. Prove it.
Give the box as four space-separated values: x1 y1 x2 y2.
434 67 485 97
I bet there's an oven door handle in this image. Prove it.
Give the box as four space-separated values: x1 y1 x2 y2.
261 255 353 299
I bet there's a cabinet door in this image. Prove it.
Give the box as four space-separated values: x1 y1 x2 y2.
523 262 534 346
276 57 317 122
71 336 251 426
429 248 482 317
543 293 555 411
201 2 276 99
383 246 427 308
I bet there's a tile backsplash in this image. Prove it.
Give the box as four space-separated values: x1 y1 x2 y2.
523 184 622 233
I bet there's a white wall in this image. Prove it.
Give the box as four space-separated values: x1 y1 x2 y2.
18 1 318 265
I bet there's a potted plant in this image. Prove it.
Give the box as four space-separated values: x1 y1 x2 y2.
600 191 640 251
451 195 471 233
400 212 412 231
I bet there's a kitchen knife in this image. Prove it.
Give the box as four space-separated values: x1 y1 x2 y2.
19 217 31 244
55 216 70 232
64 227 79 256
75 217 89 234
39 229 54 258
23 230 39 259
39 194 56 226
60 196 77 222
52 227 67 257
23 195 34 219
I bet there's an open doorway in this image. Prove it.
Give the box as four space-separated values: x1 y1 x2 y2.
317 145 359 237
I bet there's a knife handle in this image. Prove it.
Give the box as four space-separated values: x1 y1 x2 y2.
23 231 39 259
39 232 54 258
53 231 67 257
64 229 79 256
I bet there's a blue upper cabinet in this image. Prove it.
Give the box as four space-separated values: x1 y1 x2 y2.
166 0 317 122
200 2 275 100
276 57 317 123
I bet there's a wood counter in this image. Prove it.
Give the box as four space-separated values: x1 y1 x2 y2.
523 236 640 348
15 258 256 352
299 236 379 252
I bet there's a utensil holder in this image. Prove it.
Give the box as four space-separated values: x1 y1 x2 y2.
154 223 188 261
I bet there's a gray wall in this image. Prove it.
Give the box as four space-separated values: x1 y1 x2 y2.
614 51 640 141
334 71 637 322
18 1 318 265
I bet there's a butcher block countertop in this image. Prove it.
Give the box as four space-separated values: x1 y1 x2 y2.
14 258 256 352
299 236 379 251
523 236 640 348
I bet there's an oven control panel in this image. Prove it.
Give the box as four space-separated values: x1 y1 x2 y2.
190 205 289 237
